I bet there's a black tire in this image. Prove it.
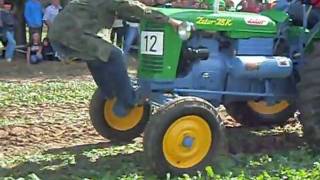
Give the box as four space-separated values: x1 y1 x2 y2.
144 97 224 176
225 101 296 126
89 88 150 143
298 50 320 150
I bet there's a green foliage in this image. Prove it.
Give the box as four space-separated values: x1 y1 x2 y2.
1 79 320 180
0 81 95 108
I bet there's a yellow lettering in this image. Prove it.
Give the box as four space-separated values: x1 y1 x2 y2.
196 17 233 26
196 17 215 25
225 19 233 26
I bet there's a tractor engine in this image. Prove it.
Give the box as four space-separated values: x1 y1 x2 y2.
168 33 295 104
179 35 293 78
232 38 292 79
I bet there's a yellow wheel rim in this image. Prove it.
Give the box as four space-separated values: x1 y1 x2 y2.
104 99 144 131
247 101 289 115
163 115 212 169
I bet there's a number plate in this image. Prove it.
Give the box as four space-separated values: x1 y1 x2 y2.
140 31 164 56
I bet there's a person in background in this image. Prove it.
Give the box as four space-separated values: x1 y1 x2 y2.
43 0 62 30
172 0 197 8
42 37 56 61
123 21 139 56
1 1 16 62
111 15 126 48
24 0 43 42
141 0 170 7
240 0 264 13
199 0 234 10
239 0 320 29
27 32 43 64
123 0 170 56
0 0 6 59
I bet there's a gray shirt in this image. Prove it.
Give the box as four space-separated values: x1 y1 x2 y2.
43 4 62 25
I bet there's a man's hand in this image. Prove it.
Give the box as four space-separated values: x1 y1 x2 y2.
168 18 183 31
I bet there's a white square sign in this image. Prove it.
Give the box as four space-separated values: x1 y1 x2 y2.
140 31 164 56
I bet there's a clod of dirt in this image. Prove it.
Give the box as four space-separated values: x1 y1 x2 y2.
0 121 107 158
0 129 9 138
29 127 46 135
9 127 28 136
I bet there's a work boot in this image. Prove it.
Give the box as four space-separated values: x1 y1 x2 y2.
112 88 147 117
112 100 133 117
112 89 136 117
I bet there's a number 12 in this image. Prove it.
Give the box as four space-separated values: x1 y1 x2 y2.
144 35 157 52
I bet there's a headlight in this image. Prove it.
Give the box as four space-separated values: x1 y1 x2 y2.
178 21 194 40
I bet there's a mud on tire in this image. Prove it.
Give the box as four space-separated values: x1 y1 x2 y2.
89 88 150 143
143 97 224 176
225 101 296 126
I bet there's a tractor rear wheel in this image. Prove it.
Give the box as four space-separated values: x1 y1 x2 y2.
298 50 320 150
225 101 296 126
89 88 150 143
143 97 224 175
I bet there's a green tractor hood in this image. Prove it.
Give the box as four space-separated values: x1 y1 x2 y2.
154 8 278 38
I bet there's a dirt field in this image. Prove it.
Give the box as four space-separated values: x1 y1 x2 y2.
0 59 318 179
0 58 90 80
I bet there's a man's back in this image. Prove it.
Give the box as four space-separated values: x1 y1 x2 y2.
53 0 115 33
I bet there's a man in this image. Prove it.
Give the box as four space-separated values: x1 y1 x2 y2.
311 0 320 7
0 0 6 58
123 20 139 55
111 16 126 47
43 0 63 29
1 1 16 62
0 0 4 8
24 0 43 42
49 0 182 117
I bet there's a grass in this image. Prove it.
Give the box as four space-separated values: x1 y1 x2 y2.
0 80 95 107
1 79 320 180
1 144 320 179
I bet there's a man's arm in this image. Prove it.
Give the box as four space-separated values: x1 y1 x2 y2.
114 0 182 28
43 7 51 27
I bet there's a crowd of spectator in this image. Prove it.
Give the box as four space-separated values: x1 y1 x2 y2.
0 0 219 65
0 0 61 64
0 0 280 65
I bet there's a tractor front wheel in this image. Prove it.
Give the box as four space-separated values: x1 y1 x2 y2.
226 101 296 126
298 50 320 150
143 97 224 175
89 88 150 143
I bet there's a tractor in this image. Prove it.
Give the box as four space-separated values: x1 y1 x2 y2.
89 0 320 175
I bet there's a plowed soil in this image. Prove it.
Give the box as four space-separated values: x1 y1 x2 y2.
0 59 304 162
